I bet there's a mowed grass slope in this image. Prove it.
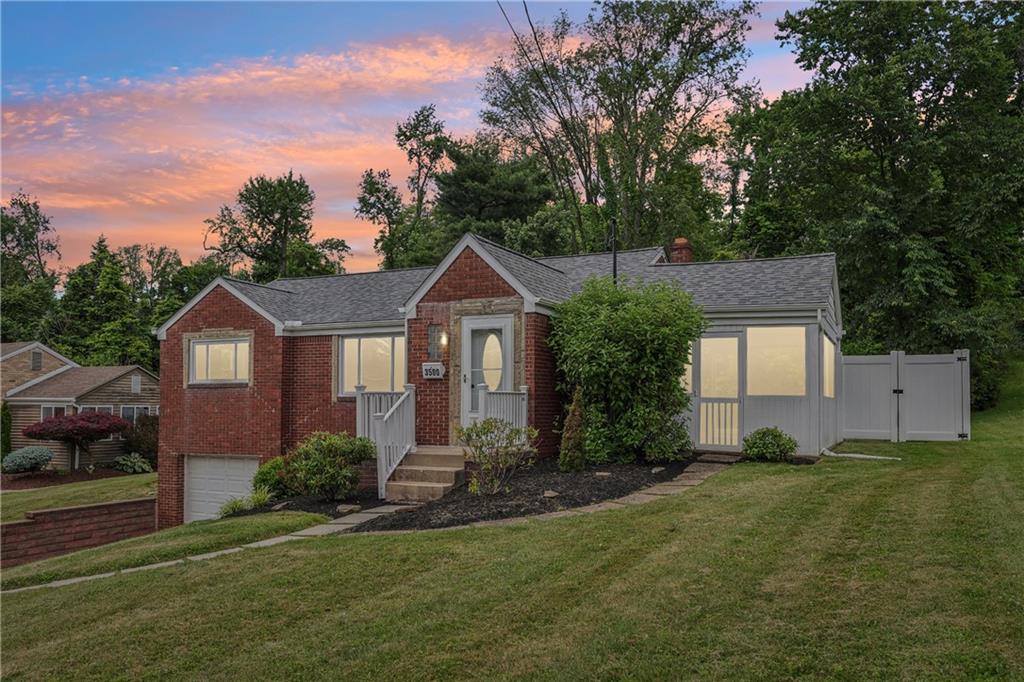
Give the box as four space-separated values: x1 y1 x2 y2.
3 363 1022 681
0 472 158 523
1 511 327 590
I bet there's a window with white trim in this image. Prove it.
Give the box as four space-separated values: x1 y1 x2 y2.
40 405 68 419
822 335 836 399
746 326 806 397
79 405 114 439
189 338 250 384
339 335 406 394
121 405 150 424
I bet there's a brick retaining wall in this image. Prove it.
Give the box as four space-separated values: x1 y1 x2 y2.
1 498 156 567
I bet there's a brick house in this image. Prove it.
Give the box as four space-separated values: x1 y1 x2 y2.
2 342 160 469
156 234 842 527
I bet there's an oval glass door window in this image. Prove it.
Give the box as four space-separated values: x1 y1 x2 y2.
481 332 503 389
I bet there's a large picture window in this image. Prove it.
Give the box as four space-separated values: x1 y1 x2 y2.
746 326 805 396
822 335 836 398
340 335 406 394
190 338 250 384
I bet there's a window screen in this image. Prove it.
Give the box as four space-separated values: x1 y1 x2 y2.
822 335 836 398
746 327 805 396
190 339 250 383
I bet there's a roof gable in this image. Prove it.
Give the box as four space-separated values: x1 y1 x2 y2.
0 341 79 367
155 277 288 340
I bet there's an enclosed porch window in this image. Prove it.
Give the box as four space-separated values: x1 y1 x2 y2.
340 335 406 394
746 326 806 397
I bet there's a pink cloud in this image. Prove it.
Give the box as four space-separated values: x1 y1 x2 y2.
2 33 506 273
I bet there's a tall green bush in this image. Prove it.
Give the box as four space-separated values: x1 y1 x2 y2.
550 277 705 464
283 431 375 501
1 402 12 457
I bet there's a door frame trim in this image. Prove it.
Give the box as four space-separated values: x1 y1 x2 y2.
460 314 514 427
694 330 745 451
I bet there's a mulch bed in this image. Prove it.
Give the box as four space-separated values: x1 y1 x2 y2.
230 487 389 520
1 468 132 491
355 456 694 533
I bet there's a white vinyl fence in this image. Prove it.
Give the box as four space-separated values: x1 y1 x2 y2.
841 350 970 442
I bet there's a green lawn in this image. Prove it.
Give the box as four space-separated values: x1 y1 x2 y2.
2 363 1021 681
0 472 158 523
1 511 326 590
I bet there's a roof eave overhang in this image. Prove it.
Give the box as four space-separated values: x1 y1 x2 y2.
4 364 76 398
281 319 406 336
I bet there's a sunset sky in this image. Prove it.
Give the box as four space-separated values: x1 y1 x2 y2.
1 1 811 274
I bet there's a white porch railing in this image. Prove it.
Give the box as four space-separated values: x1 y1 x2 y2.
356 385 416 498
481 385 529 429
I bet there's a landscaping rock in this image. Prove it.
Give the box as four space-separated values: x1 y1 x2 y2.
542 490 560 498
651 467 665 473
335 503 361 514
595 471 611 478
271 502 291 511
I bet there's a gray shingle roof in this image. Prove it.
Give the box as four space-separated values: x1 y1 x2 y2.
473 237 575 302
210 238 835 327
640 254 837 308
8 366 141 400
538 247 665 292
1 341 34 357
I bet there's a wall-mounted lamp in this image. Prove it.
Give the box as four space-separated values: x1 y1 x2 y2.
428 324 447 361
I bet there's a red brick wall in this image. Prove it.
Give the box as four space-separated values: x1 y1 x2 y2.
412 248 521 444
1 498 156 567
157 286 284 528
282 335 356 449
525 313 561 456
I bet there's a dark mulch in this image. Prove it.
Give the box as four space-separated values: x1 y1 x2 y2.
229 487 389 519
1 468 132 490
355 456 695 533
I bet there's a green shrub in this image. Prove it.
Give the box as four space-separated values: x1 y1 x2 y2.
284 431 375 501
550 277 705 465
558 387 586 472
123 414 158 464
2 446 54 474
112 452 154 474
1 401 12 457
248 484 275 508
457 418 538 495
253 456 291 497
742 427 798 462
219 497 252 517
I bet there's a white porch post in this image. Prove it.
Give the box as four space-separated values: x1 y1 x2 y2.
519 385 529 429
404 383 416 452
355 384 366 437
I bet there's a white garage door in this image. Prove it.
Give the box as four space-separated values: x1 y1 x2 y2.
185 456 260 522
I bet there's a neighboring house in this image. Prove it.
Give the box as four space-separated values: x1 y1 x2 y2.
3 346 159 469
155 233 842 526
1 341 79 400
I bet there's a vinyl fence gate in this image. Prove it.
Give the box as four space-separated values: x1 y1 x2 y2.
841 350 971 442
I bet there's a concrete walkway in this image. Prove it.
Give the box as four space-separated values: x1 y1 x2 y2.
3 455 739 595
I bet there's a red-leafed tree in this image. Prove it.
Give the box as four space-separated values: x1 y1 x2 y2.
24 412 131 467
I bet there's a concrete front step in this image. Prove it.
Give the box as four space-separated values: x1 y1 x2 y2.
392 465 465 485
386 480 452 502
403 452 465 468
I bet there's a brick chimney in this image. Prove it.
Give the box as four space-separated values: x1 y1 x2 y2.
670 237 693 263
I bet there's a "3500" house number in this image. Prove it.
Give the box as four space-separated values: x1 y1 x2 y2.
421 362 446 379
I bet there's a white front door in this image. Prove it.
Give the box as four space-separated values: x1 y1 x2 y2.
461 315 514 427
